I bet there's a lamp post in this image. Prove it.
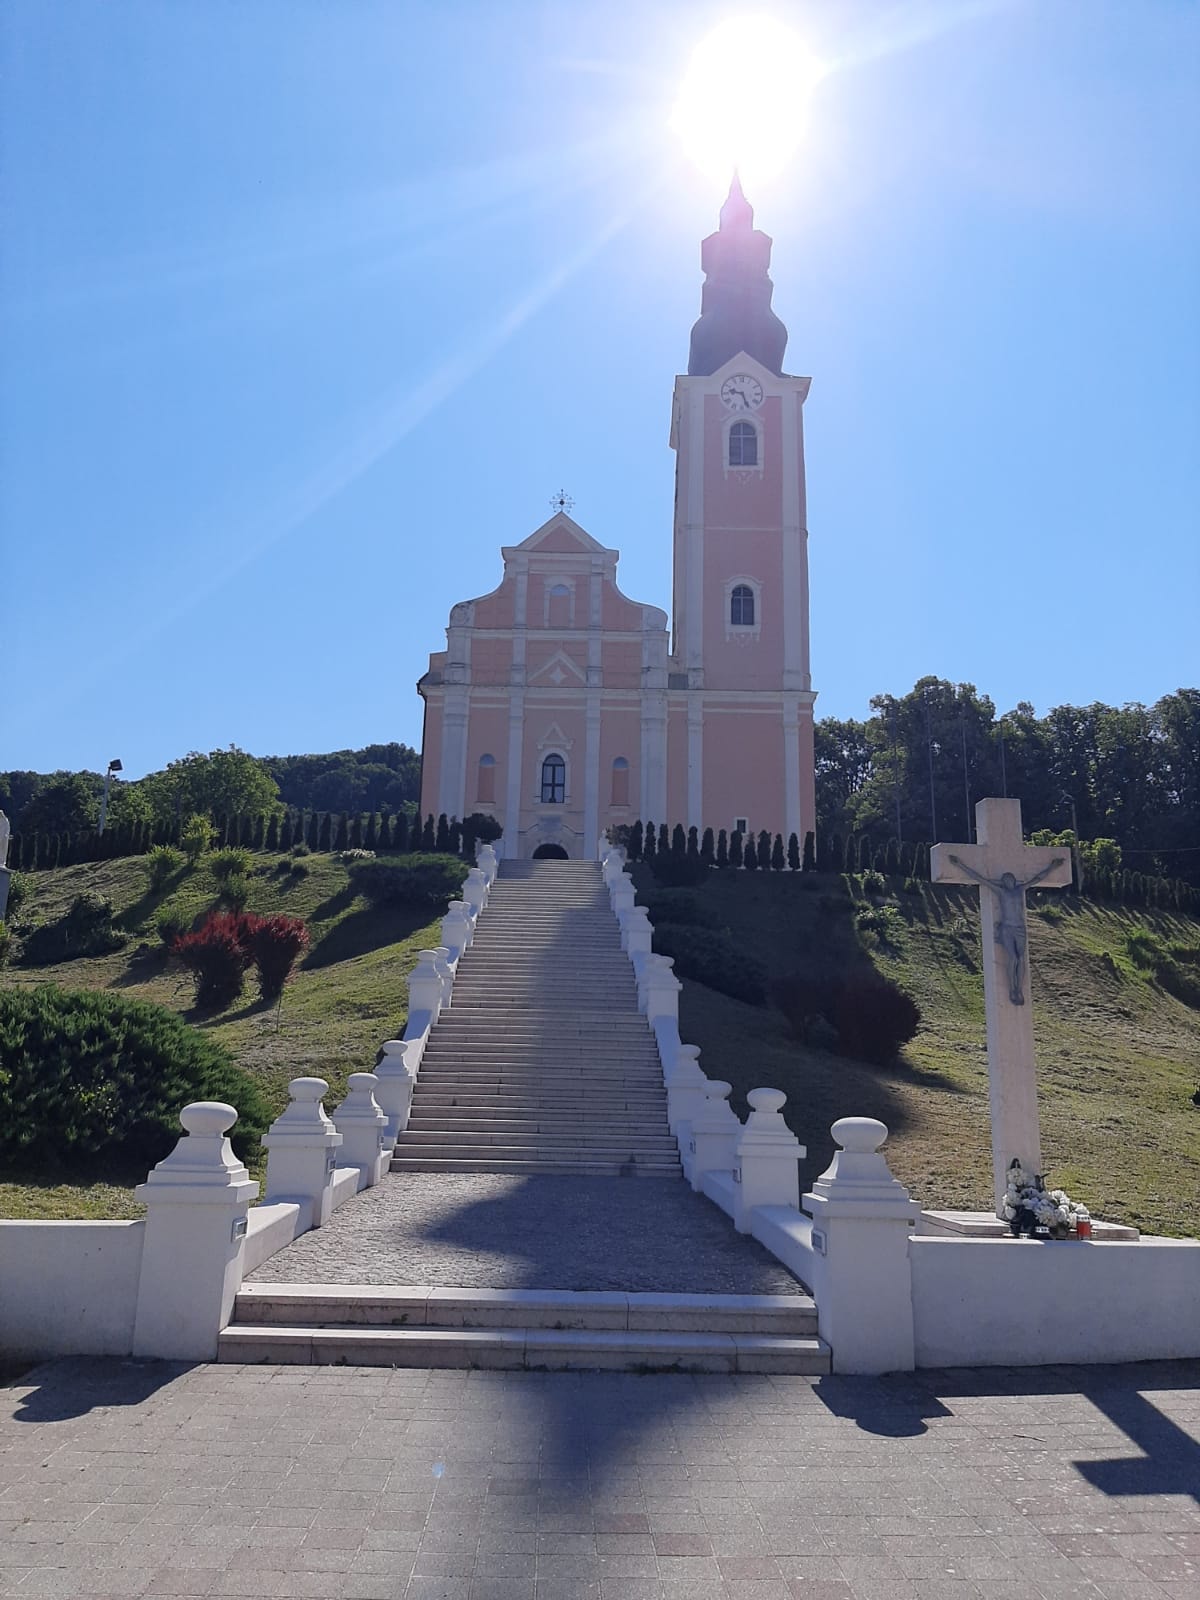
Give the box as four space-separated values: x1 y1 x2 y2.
98 759 123 835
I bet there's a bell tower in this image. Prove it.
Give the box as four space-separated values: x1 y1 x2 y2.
666 177 817 845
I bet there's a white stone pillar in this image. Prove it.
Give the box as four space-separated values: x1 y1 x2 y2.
408 949 445 1020
802 1117 919 1374
332 1074 389 1189
734 1089 806 1234
132 1102 259 1361
665 1043 707 1138
432 946 454 1007
441 901 473 961
642 954 680 1027
610 873 636 919
477 843 499 885
463 867 489 917
622 905 652 961
374 1040 417 1142
686 1079 742 1191
261 1077 343 1226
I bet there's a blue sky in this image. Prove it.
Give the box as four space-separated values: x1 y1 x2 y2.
2 0 1197 780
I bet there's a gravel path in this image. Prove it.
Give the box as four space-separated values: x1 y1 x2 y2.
246 1172 803 1294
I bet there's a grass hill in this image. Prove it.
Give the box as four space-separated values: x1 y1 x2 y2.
4 856 1199 1238
645 869 1200 1239
1 852 441 1218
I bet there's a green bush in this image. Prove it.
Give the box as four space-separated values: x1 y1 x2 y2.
648 853 710 889
859 869 886 897
832 970 921 1063
219 874 251 910
4 872 29 920
349 852 469 909
180 813 214 863
20 893 127 966
652 923 767 1006
155 903 194 946
145 844 185 889
209 847 253 883
0 985 270 1167
643 890 722 930
0 924 11 969
290 842 312 858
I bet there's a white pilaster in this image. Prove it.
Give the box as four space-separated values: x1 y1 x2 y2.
584 693 601 856
503 691 524 858
783 696 801 844
687 696 703 829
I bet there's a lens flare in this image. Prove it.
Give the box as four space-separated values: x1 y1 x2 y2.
670 17 825 189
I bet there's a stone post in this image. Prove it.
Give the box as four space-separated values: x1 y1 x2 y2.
132 1102 259 1361
610 874 636 919
261 1077 343 1227
374 1039 417 1141
476 843 499 885
665 1043 708 1139
332 1073 389 1189
441 899 474 960
686 1079 742 1191
802 1117 920 1374
462 867 489 917
408 949 445 1021
432 946 454 1007
642 954 680 1027
734 1089 806 1234
622 904 652 961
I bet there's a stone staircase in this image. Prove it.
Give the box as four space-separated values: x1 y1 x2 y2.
219 1283 829 1373
390 859 681 1177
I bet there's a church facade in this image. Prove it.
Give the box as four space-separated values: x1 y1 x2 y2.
418 180 817 859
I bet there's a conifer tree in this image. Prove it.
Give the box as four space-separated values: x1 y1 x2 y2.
744 835 758 871
266 814 280 852
629 821 644 862
279 813 294 851
435 813 450 852
671 823 686 858
386 812 402 852
251 815 265 850
771 833 785 871
802 831 816 872
757 829 771 869
422 815 436 851
829 832 843 872
885 838 901 874
365 813 378 850
787 832 801 871
643 820 657 861
449 819 463 856
306 812 320 850
658 823 670 856
334 813 350 851
716 828 729 869
700 827 715 867
460 818 475 861
350 814 364 849
729 829 743 869
318 813 332 851
686 825 700 862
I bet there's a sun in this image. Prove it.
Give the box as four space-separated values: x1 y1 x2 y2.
670 17 825 190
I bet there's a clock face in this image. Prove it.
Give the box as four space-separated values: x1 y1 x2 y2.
721 373 764 411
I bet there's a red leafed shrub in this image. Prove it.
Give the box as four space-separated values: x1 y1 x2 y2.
173 914 256 1011
249 914 309 1000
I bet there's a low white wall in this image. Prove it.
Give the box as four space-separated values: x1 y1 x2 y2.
0 1220 145 1358
749 1204 818 1294
242 1202 305 1276
911 1236 1200 1366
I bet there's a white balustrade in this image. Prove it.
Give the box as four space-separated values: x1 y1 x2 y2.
686 1079 742 1191
261 1077 343 1227
734 1088 806 1233
331 1073 390 1188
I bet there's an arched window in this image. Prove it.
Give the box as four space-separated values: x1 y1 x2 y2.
476 753 496 805
547 582 571 628
730 584 755 627
729 420 758 467
611 756 630 808
540 754 566 804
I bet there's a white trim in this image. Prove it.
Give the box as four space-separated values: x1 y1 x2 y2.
687 697 703 830
536 749 569 806
502 692 524 859
784 696 801 845
584 695 601 852
782 387 804 690
723 413 764 476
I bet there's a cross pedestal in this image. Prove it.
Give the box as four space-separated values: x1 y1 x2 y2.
931 798 1071 1214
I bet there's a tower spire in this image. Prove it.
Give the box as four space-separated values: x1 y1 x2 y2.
687 176 788 377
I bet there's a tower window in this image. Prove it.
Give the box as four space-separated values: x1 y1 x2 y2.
540 754 566 804
730 584 755 627
477 753 496 805
728 420 758 467
611 757 630 808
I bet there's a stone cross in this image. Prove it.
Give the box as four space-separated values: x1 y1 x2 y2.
931 798 1071 1214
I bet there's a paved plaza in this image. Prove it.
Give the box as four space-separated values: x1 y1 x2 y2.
2 1356 1198 1600
245 1175 801 1296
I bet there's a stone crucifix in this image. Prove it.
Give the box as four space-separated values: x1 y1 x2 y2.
931 798 1071 1214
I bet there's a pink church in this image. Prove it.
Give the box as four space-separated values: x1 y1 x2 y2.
418 180 817 859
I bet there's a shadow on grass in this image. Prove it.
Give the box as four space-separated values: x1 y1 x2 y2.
303 903 434 970
107 943 172 988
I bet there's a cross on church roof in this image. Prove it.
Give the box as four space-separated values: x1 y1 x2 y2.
549 489 575 515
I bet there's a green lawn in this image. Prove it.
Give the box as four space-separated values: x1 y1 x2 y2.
1 852 443 1218
640 867 1200 1239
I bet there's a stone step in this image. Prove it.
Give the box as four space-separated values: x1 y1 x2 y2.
230 1285 818 1335
392 1140 679 1160
406 1116 667 1133
411 1087 666 1103
217 1324 828 1373
389 1155 682 1176
398 1130 679 1149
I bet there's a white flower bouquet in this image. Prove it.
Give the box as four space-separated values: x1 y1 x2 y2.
1002 1159 1091 1238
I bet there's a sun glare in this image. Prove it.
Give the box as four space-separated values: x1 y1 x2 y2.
670 17 824 190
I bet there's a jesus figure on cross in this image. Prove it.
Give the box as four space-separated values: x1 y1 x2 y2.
945 855 1066 1005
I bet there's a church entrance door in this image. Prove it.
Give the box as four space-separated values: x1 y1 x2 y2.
531 844 570 860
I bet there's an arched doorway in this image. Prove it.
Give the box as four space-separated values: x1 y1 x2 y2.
532 843 569 860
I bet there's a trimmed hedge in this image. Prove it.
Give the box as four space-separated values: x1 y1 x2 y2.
349 852 468 909
651 923 767 1006
0 985 271 1166
642 890 723 931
